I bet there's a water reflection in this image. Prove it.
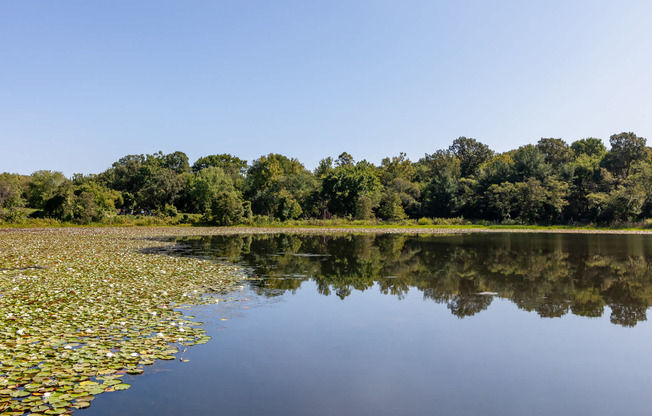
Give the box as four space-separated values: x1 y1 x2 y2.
177 233 652 327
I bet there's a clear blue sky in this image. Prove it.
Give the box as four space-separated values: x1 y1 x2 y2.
2 1 651 176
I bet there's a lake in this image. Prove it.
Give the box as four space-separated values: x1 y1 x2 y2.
85 232 652 415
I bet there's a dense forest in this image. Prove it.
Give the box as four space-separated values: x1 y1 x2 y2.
1 132 651 225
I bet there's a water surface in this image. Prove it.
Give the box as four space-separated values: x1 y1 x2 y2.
86 232 652 415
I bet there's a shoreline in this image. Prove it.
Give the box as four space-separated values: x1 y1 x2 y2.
2 225 652 236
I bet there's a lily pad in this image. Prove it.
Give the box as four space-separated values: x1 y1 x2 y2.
0 228 248 414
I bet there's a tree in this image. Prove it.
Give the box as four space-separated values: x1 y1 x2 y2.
192 154 247 189
245 154 316 219
378 192 407 221
0 173 27 222
276 190 303 221
536 138 573 168
314 157 334 179
602 132 647 177
72 180 122 223
588 160 651 222
510 145 550 182
246 154 304 193
161 151 190 174
0 173 25 209
136 165 185 210
27 171 69 210
571 138 606 158
385 177 421 218
420 150 461 217
449 137 493 178
565 152 603 220
486 182 517 220
335 152 354 167
379 152 415 185
209 191 245 226
185 167 236 214
354 195 374 220
321 160 382 218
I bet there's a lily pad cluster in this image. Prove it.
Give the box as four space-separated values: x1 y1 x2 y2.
0 227 249 415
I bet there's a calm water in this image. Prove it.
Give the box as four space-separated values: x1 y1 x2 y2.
86 232 652 416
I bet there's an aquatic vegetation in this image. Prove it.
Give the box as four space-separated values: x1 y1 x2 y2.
0 227 248 415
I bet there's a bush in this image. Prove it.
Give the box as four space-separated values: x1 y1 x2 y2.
163 204 178 217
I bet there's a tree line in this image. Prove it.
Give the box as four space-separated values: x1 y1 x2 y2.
1 132 651 225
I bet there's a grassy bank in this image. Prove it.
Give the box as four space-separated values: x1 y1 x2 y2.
3 215 652 231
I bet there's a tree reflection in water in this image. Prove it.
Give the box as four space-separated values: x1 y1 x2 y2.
177 233 652 327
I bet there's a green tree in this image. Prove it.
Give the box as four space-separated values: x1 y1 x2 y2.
449 137 493 178
378 192 407 221
335 152 354 167
185 167 236 214
314 157 334 180
27 171 69 210
161 151 190 174
354 195 374 220
245 154 316 219
0 173 25 209
588 160 651 222
536 138 573 168
510 145 550 182
379 152 415 185
385 177 420 218
136 165 185 210
209 191 245 225
276 190 303 221
486 182 517 220
602 132 647 177
571 138 607 158
321 159 382 218
192 154 247 189
420 150 461 217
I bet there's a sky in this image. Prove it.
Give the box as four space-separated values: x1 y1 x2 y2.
2 0 652 177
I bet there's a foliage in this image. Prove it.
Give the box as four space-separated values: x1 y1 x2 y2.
321 157 382 218
3 131 652 226
449 137 493 177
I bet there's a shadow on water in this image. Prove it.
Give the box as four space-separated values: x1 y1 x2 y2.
173 232 652 327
